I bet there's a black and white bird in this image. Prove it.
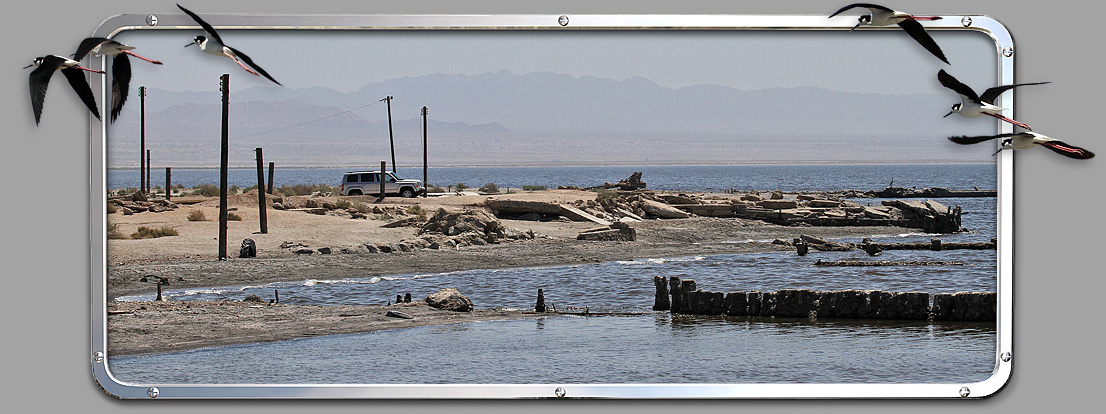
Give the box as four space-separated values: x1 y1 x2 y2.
938 69 1046 130
25 55 104 125
178 4 281 85
829 3 949 64
949 133 1094 159
73 38 163 122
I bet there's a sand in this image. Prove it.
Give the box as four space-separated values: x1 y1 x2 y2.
105 189 916 355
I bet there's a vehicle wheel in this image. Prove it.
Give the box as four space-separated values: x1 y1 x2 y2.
400 188 415 198
349 190 362 196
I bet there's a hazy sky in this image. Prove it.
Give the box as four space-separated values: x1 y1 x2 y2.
112 29 998 95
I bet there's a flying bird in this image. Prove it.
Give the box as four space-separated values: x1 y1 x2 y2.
938 69 1046 130
829 3 949 64
949 133 1094 159
73 37 163 122
178 4 281 85
25 55 104 125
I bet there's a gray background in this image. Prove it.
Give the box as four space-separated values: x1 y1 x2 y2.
2 0 1101 411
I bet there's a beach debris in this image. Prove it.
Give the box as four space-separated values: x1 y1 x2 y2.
425 288 474 312
404 293 412 303
385 310 414 319
590 172 646 191
239 238 256 258
316 247 331 254
577 222 636 241
243 294 263 303
638 199 690 219
800 235 854 252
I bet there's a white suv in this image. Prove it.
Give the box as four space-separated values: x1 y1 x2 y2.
339 171 424 198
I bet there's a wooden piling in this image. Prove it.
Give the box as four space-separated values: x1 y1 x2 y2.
255 148 267 234
422 106 428 197
267 162 275 194
536 288 546 312
146 150 151 194
164 168 171 201
139 86 146 194
218 73 229 261
794 238 808 256
930 238 943 251
652 276 670 311
377 161 386 202
668 276 682 313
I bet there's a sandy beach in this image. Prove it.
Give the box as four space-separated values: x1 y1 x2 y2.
106 188 919 355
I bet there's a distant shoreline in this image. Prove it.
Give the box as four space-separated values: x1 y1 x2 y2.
105 161 994 171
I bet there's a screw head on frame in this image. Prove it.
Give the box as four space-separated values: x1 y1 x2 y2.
146 15 158 26
558 15 570 27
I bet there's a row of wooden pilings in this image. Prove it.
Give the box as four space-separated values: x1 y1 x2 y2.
653 276 995 322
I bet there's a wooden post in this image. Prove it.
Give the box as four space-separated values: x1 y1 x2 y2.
255 148 268 234
139 86 146 194
653 276 670 311
376 160 386 203
267 161 275 194
536 288 546 312
384 95 396 174
422 106 428 197
165 168 171 201
218 74 230 261
931 238 943 251
794 238 809 256
156 280 163 302
146 150 151 194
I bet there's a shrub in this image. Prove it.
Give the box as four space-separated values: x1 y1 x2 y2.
406 205 427 220
427 185 446 193
192 184 220 197
455 183 469 191
335 199 353 210
107 222 127 239
277 184 338 196
479 182 500 194
106 203 118 214
353 202 370 214
187 210 206 221
522 185 546 191
131 226 178 239
590 188 619 199
227 212 242 221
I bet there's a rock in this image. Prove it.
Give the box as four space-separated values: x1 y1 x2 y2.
294 248 314 255
121 207 134 215
317 247 331 254
808 199 842 208
758 199 798 209
484 199 562 216
385 310 414 319
272 203 285 210
131 192 148 202
770 190 784 200
419 209 509 244
243 294 263 303
425 288 474 312
239 238 256 258
577 224 636 241
639 199 690 219
382 217 421 228
741 194 762 202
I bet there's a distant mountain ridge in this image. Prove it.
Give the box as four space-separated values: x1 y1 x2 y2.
107 70 987 167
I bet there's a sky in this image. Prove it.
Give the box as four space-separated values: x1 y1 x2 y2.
112 28 998 95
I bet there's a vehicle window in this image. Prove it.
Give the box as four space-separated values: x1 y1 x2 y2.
361 173 377 182
387 174 397 182
345 174 358 183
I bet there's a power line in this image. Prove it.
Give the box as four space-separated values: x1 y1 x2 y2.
232 99 385 140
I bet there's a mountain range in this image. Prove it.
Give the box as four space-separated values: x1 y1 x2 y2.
107 70 987 167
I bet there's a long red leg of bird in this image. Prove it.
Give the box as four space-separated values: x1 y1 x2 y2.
231 57 260 77
910 16 942 20
1041 142 1088 156
985 112 1031 130
75 65 106 74
123 50 163 65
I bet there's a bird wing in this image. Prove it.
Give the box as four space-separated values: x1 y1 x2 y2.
61 67 101 121
227 46 282 86
111 53 131 122
898 19 949 64
947 134 1020 145
829 3 893 17
937 70 979 102
979 82 1051 105
1038 140 1095 159
178 4 224 46
28 56 65 125
74 37 110 60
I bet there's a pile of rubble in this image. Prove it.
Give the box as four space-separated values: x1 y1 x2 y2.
108 192 179 215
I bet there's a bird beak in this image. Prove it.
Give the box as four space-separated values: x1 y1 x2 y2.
992 148 1003 156
943 110 954 118
22 63 32 69
850 22 861 31
185 43 194 48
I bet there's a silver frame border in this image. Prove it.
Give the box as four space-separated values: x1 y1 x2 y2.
88 13 1015 399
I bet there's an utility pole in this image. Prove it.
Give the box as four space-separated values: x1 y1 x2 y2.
218 74 230 261
139 86 146 194
422 106 428 197
381 95 396 174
